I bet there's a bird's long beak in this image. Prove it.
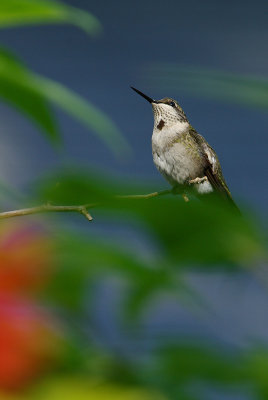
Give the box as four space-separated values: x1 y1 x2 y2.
131 87 155 103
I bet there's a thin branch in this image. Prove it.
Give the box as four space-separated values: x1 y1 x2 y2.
0 204 94 221
0 189 173 221
117 189 172 200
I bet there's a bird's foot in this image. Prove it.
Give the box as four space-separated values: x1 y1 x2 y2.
182 193 189 202
171 186 189 202
189 176 208 185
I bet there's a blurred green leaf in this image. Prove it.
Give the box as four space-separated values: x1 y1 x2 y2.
0 378 166 400
35 168 156 204
0 50 129 154
145 64 268 111
0 48 59 143
0 0 101 36
156 344 242 384
123 271 174 320
35 169 265 265
124 196 264 265
241 348 268 398
145 343 247 399
147 344 268 400
42 232 174 312
34 379 166 400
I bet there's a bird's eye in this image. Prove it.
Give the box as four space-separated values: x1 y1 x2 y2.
169 101 175 107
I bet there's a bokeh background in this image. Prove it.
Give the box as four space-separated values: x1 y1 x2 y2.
0 1 268 399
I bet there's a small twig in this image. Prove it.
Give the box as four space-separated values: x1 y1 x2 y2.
0 204 94 221
0 189 174 222
117 189 172 200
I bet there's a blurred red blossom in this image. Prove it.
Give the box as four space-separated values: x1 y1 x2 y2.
0 294 62 391
0 222 62 391
0 222 53 295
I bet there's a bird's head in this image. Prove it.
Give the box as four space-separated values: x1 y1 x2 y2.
131 87 189 131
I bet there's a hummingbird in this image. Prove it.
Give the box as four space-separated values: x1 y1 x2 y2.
131 87 238 210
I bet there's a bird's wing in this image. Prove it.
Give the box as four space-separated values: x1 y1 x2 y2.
201 142 232 198
189 128 239 209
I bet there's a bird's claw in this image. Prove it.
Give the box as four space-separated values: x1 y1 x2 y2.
189 176 208 185
182 193 189 202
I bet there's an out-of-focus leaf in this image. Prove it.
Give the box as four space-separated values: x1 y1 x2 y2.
122 196 264 265
42 232 175 311
35 169 264 265
0 50 129 155
145 64 268 111
156 344 243 383
146 343 246 399
35 379 166 400
0 48 59 143
123 273 174 320
0 0 101 36
242 348 268 398
0 379 166 399
35 168 157 204
148 344 268 400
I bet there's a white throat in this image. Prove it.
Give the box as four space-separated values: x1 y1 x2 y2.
152 103 188 131
153 120 189 144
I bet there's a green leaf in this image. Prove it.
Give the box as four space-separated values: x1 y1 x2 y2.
0 48 59 143
35 167 155 204
0 49 130 155
0 0 101 36
156 344 242 383
30 378 165 400
35 168 265 265
145 64 268 111
43 231 173 311
244 348 268 398
124 196 263 265
149 344 268 399
146 343 247 399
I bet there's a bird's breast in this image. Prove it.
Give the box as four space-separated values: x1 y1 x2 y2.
152 127 203 186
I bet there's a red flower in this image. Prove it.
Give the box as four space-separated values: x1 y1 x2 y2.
0 294 62 391
0 223 52 294
0 223 62 391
